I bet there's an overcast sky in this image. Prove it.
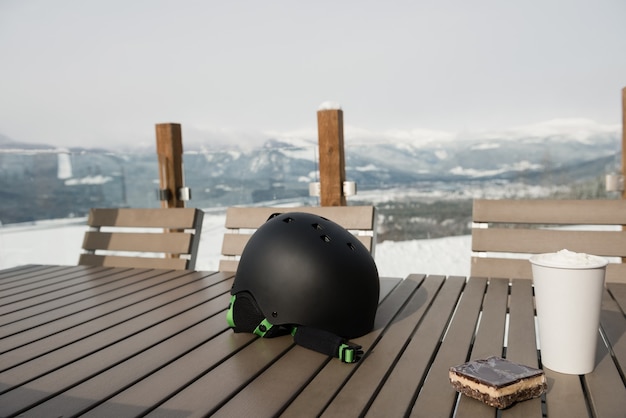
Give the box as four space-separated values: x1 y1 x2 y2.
1 0 625 149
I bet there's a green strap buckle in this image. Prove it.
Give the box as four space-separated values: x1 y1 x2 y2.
226 295 236 328
254 318 275 337
338 343 359 363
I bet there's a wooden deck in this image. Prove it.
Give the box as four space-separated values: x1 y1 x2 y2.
1 265 625 417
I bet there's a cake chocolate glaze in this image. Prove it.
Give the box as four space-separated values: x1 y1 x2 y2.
449 356 547 409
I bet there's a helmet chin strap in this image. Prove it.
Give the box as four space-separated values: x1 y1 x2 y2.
227 294 363 363
291 326 364 363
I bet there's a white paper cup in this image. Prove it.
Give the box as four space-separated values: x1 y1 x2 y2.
529 250 607 375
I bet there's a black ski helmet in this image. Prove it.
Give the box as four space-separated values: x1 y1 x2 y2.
229 211 379 341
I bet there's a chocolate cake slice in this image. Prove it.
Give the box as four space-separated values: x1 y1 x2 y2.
449 356 547 409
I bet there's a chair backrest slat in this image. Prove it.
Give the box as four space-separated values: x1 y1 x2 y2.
219 205 377 272
224 206 376 230
82 231 194 253
473 199 626 224
221 233 373 258
79 253 190 270
79 208 204 270
471 199 626 283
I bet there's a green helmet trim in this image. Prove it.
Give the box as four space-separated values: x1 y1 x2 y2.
226 295 236 328
338 343 359 363
227 293 363 363
253 318 275 337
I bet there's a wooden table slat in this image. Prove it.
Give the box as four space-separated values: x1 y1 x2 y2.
1 266 623 418
0 270 220 348
0 267 160 317
408 277 487 417
454 277 509 417
579 286 626 417
323 275 449 417
0 265 72 288
0 265 98 300
8 309 234 417
607 282 626 317
543 370 590 418
146 337 295 418
84 330 258 418
502 279 544 418
0 286 233 416
281 275 426 417
0 264 44 279
0 268 181 329
600 288 626 380
211 344 329 418
365 276 465 417
582 331 626 418
0 276 233 376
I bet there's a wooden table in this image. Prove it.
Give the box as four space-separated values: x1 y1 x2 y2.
1 265 624 417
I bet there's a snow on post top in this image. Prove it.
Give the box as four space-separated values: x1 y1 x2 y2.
318 101 342 111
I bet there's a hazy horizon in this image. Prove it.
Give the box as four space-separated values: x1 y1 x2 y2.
1 117 621 152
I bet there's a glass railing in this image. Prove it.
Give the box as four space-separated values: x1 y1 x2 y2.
0 141 619 276
0 144 322 271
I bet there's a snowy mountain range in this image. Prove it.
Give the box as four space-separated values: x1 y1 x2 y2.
0 118 621 224
182 125 620 190
2 118 620 183
0 120 621 188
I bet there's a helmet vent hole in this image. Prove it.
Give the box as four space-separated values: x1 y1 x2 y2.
311 223 323 230
347 242 356 251
320 234 331 243
283 217 295 223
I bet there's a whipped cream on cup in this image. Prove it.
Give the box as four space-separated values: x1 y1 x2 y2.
529 249 608 269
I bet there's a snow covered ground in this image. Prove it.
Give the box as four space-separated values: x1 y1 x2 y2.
0 213 472 278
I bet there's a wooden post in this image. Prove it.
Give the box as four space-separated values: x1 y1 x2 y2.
155 123 185 208
622 87 626 200
622 87 626 263
317 108 347 206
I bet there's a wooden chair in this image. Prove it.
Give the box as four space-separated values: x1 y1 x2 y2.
219 205 377 272
79 208 204 270
471 199 626 283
